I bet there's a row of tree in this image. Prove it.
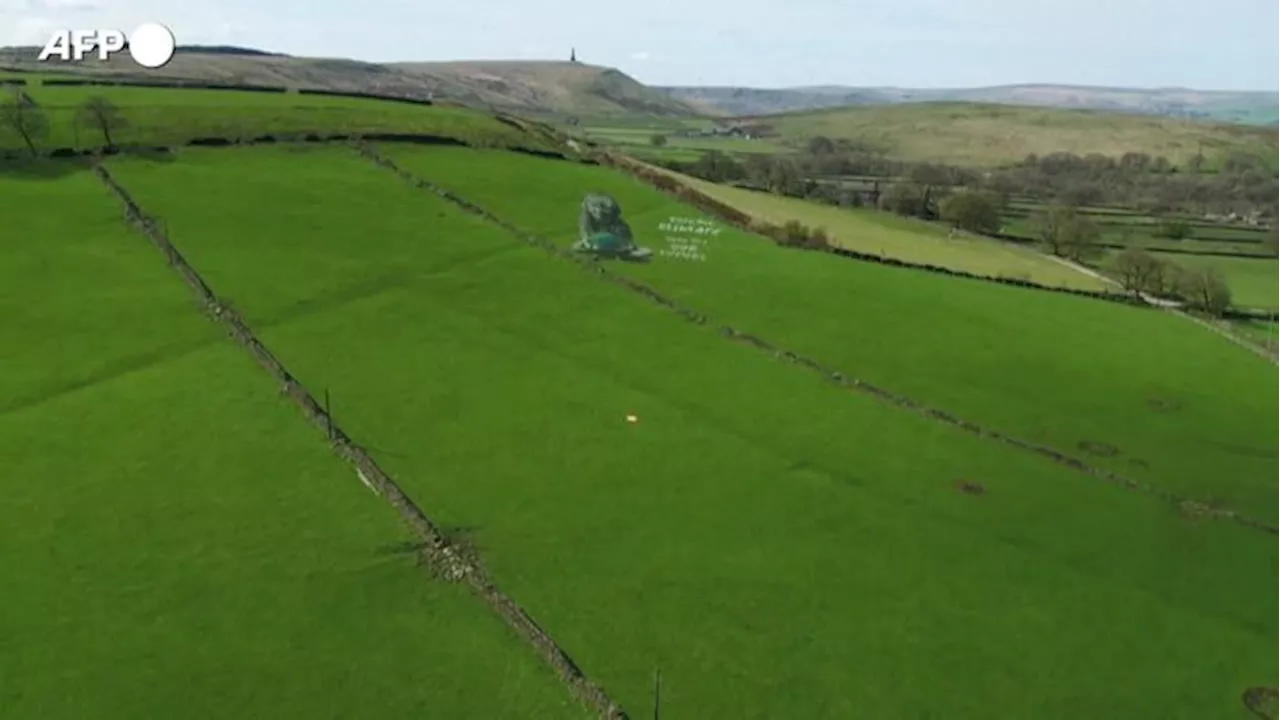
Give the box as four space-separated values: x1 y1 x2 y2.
0 89 128 155
1113 248 1233 314
662 137 1279 220
663 146 1269 315
986 151 1277 217
667 152 1280 270
934 191 1107 261
861 184 1247 315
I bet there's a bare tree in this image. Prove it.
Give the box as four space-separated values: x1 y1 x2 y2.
807 135 836 155
0 89 50 157
1033 204 1076 256
1113 248 1165 297
1177 267 1233 316
1035 204 1100 260
939 191 1002 234
1060 214 1101 262
75 95 127 147
765 156 802 195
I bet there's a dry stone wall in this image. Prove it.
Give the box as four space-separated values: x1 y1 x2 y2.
93 162 628 720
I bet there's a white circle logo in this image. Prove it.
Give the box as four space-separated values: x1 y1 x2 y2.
129 22 175 68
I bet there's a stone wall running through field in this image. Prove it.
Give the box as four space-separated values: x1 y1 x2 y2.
593 152 1157 310
356 143 1277 538
91 162 629 720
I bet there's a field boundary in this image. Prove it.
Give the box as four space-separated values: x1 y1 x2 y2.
592 153 1172 309
354 142 1277 538
91 162 629 720
2 71 442 106
1168 308 1279 363
2 132 574 163
1044 255 1280 363
604 153 1280 358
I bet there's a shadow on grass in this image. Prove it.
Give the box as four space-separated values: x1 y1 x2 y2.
0 147 177 181
0 156 92 180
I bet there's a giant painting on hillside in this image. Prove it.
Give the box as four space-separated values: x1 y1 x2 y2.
573 194 652 261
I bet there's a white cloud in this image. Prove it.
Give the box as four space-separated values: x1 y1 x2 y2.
629 50 650 61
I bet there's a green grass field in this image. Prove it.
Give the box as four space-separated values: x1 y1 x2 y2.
745 102 1279 169
1003 201 1273 252
1093 250 1278 310
645 166 1113 291
583 125 786 156
994 201 1277 305
0 168 580 718
1 77 550 152
5 77 1277 719
92 143 1276 718
1231 319 1279 348
377 145 1277 522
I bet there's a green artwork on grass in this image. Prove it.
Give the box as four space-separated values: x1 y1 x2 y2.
573 193 652 260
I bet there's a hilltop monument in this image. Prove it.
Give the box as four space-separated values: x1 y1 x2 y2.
570 47 578 63
573 194 652 260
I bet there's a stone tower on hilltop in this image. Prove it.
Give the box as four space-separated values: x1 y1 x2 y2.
570 47 578 63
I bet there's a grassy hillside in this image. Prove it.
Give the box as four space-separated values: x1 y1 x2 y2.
0 169 580 718
94 142 1274 718
0 73 558 154
740 102 1279 168
0 46 697 117
394 61 696 116
380 145 1277 518
3 82 1276 718
661 84 1280 125
638 166 1112 290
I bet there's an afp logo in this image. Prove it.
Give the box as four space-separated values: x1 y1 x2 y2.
38 22 176 69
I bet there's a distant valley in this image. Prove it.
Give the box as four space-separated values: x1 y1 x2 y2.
658 84 1279 125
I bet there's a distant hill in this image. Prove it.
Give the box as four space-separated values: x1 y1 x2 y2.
391 60 696 117
659 84 1280 126
740 102 1279 169
172 45 289 57
0 46 698 118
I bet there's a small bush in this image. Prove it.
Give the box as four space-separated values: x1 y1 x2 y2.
1155 219 1192 240
781 220 809 246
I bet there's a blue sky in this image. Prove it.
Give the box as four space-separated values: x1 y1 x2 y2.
3 0 1277 90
